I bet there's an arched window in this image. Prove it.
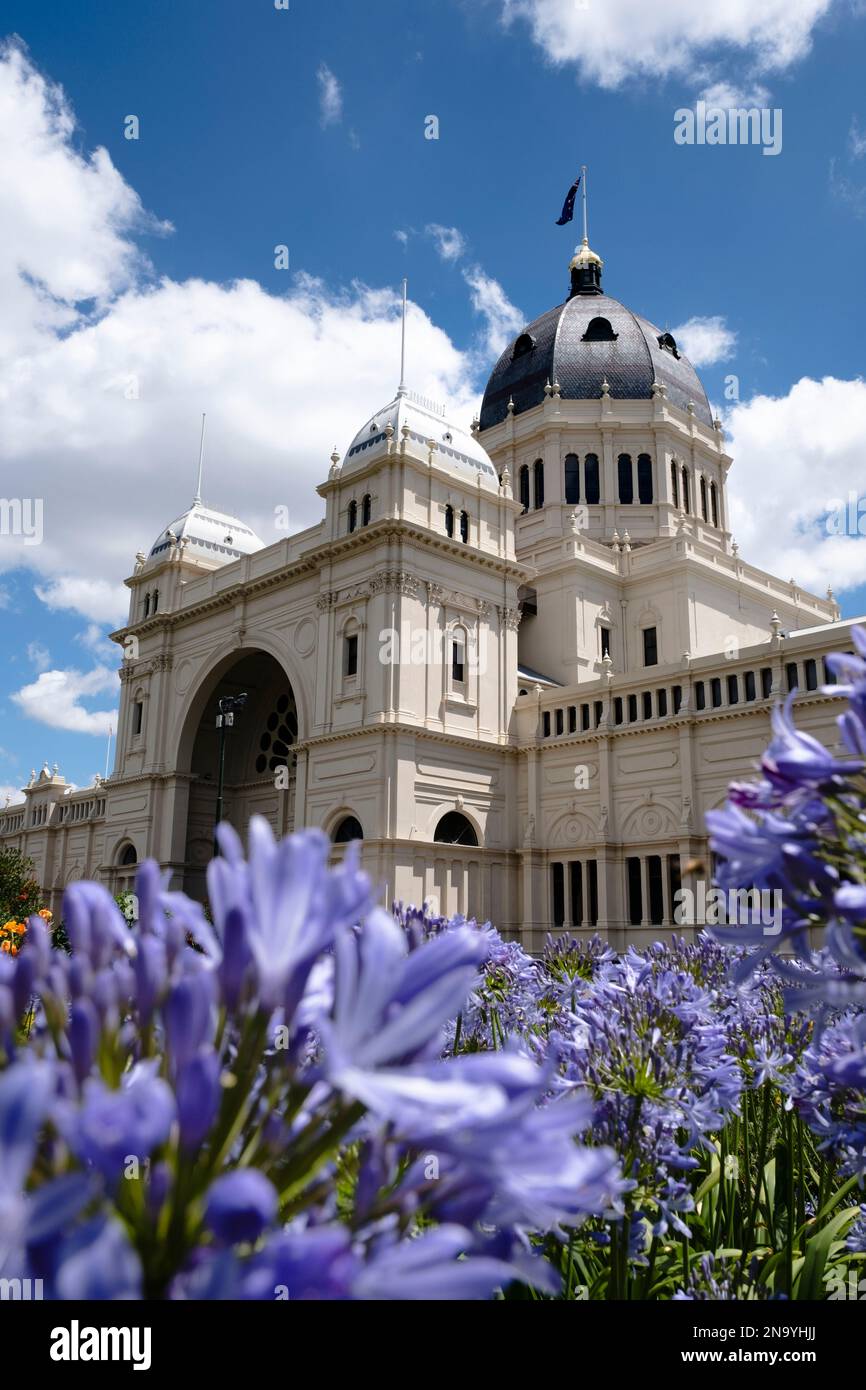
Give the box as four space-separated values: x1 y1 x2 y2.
119 844 138 866
533 459 544 509
700 476 708 522
583 316 617 342
445 504 455 538
143 593 151 619
152 590 159 614
617 454 633 504
460 510 469 543
451 627 467 685
584 453 600 504
681 466 690 514
564 454 580 505
657 331 680 358
362 494 372 526
333 815 363 843
347 500 357 534
512 332 535 359
434 811 478 846
518 465 530 514
671 461 680 509
710 481 719 527
637 454 653 504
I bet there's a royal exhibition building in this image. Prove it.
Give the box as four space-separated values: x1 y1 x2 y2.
0 239 856 950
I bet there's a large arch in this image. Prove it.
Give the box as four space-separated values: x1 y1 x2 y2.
174 646 304 901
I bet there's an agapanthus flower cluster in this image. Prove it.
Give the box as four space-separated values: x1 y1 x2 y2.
0 819 622 1300
556 945 741 1243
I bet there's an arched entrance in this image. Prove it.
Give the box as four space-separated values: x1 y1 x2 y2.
180 651 299 901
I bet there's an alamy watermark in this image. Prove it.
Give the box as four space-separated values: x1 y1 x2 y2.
0 497 43 545
674 882 782 936
675 101 782 157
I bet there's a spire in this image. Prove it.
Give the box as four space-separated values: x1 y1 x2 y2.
397 277 408 397
193 413 207 506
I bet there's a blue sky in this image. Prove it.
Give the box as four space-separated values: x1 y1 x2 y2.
2 0 866 799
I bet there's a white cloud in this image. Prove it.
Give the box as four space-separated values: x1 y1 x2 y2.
26 640 51 672
393 229 410 247
11 664 118 736
500 0 834 90
462 266 525 359
0 46 476 624
317 63 343 127
698 80 771 111
0 586 11 609
426 224 468 262
725 376 866 596
849 116 866 158
0 784 25 807
670 315 737 367
77 623 117 660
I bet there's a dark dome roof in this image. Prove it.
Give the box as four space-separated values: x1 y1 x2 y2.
479 283 713 432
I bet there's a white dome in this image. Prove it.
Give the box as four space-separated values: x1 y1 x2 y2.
344 390 499 490
147 503 264 570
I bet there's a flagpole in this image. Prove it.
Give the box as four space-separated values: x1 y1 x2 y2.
193 412 207 506
581 164 588 242
398 277 408 396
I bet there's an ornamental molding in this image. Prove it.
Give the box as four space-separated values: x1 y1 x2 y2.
316 591 340 611
369 570 419 597
497 605 522 631
151 653 174 672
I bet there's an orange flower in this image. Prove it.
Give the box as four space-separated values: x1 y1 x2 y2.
38 908 53 921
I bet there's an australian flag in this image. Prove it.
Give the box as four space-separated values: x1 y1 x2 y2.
555 175 581 226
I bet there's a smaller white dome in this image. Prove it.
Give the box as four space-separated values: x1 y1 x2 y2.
147 503 264 570
344 390 499 490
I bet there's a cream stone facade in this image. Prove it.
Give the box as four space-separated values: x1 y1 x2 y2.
1 242 858 950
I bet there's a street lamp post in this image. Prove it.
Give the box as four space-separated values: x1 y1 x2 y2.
214 692 247 851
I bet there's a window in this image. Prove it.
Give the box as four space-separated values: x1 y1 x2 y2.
152 590 159 614
542 711 551 737
643 626 658 667
564 454 580 505
805 658 818 691
627 693 638 723
362 494 372 526
657 688 668 717
555 708 564 736
551 863 565 928
642 691 652 719
513 332 535 359
344 633 359 678
700 476 709 522
618 453 633 504
648 856 664 925
254 689 298 775
637 454 653 504
347 500 357 534
710 481 719 527
451 632 466 684
533 459 544 509
460 510 469 543
518 465 530 514
744 670 757 701
671 461 680 509
681 466 690 514
584 454 600 504
727 674 739 704
119 844 138 867
657 331 680 358
761 667 773 698
570 861 583 926
695 681 706 710
673 685 682 713
711 677 722 708
594 700 603 729
568 705 577 733
333 816 363 843
627 858 643 925
445 504 454 538
786 662 799 693
132 701 143 736
434 812 478 846
614 697 623 725
668 855 682 919
143 593 150 619
583 316 617 341
600 626 611 660
581 704 590 731
587 860 599 926
823 657 837 686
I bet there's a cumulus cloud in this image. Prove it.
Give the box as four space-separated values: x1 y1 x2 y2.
849 116 866 158
0 784 26 807
317 63 343 127
26 640 51 672
12 665 118 736
725 376 866 598
462 266 525 359
0 45 476 624
500 0 834 90
670 315 737 367
426 224 468 262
